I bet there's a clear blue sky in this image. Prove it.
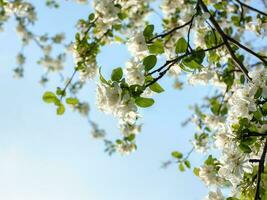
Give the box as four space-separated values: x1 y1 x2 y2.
0 1 212 199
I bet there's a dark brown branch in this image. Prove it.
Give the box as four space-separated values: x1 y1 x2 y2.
145 60 177 88
254 139 267 200
249 159 260 163
250 62 263 67
59 18 103 100
147 60 173 76
235 0 267 17
186 15 196 52
145 43 225 87
198 0 251 81
243 132 267 138
148 18 194 43
60 70 77 100
225 35 267 64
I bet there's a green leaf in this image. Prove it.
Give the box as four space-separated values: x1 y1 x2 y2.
205 155 216 165
263 102 267 113
129 84 144 97
43 91 57 103
57 103 65 115
179 163 185 172
99 68 109 85
182 59 203 70
149 82 164 93
226 198 240 200
114 36 124 43
143 24 154 39
116 139 122 144
171 151 183 159
135 97 154 108
88 13 95 21
231 15 241 26
254 88 262 99
239 143 252 153
253 109 263 121
111 67 123 82
204 31 222 48
175 38 187 54
192 50 205 64
118 12 127 20
66 97 79 105
148 40 164 54
126 134 135 142
210 99 221 115
180 62 194 72
184 160 191 168
193 168 200 176
56 87 66 97
240 74 245 84
143 55 157 71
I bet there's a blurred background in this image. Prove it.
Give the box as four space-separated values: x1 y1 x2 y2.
0 1 211 199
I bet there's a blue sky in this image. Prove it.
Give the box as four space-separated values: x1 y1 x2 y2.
0 1 213 200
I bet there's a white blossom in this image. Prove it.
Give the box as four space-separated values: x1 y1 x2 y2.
93 0 120 24
127 32 148 58
124 59 145 86
96 82 139 125
204 189 225 200
218 144 253 188
188 68 215 85
199 165 224 186
116 142 136 155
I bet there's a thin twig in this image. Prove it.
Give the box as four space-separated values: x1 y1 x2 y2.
199 0 251 81
225 35 267 64
145 43 225 87
254 139 267 200
148 18 194 43
235 0 267 17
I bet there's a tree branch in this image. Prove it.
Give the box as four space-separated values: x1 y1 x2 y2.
235 0 267 17
225 35 267 64
145 43 225 87
244 132 267 138
198 0 252 81
254 138 267 200
148 17 194 43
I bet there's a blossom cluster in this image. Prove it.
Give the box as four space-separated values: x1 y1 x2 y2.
2 0 267 199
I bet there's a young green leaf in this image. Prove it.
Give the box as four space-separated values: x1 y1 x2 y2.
66 97 79 105
254 88 262 99
193 168 200 176
263 102 267 113
171 151 183 159
179 163 185 172
99 68 109 85
88 13 95 21
143 55 157 71
240 74 245 84
126 134 135 142
149 82 164 93
43 91 57 103
57 103 65 115
175 38 187 53
111 67 123 82
135 97 155 108
56 87 66 97
143 24 154 38
148 40 164 54
184 160 191 168
239 143 252 153
182 59 203 70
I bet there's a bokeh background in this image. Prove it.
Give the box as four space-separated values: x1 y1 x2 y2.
0 1 212 199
